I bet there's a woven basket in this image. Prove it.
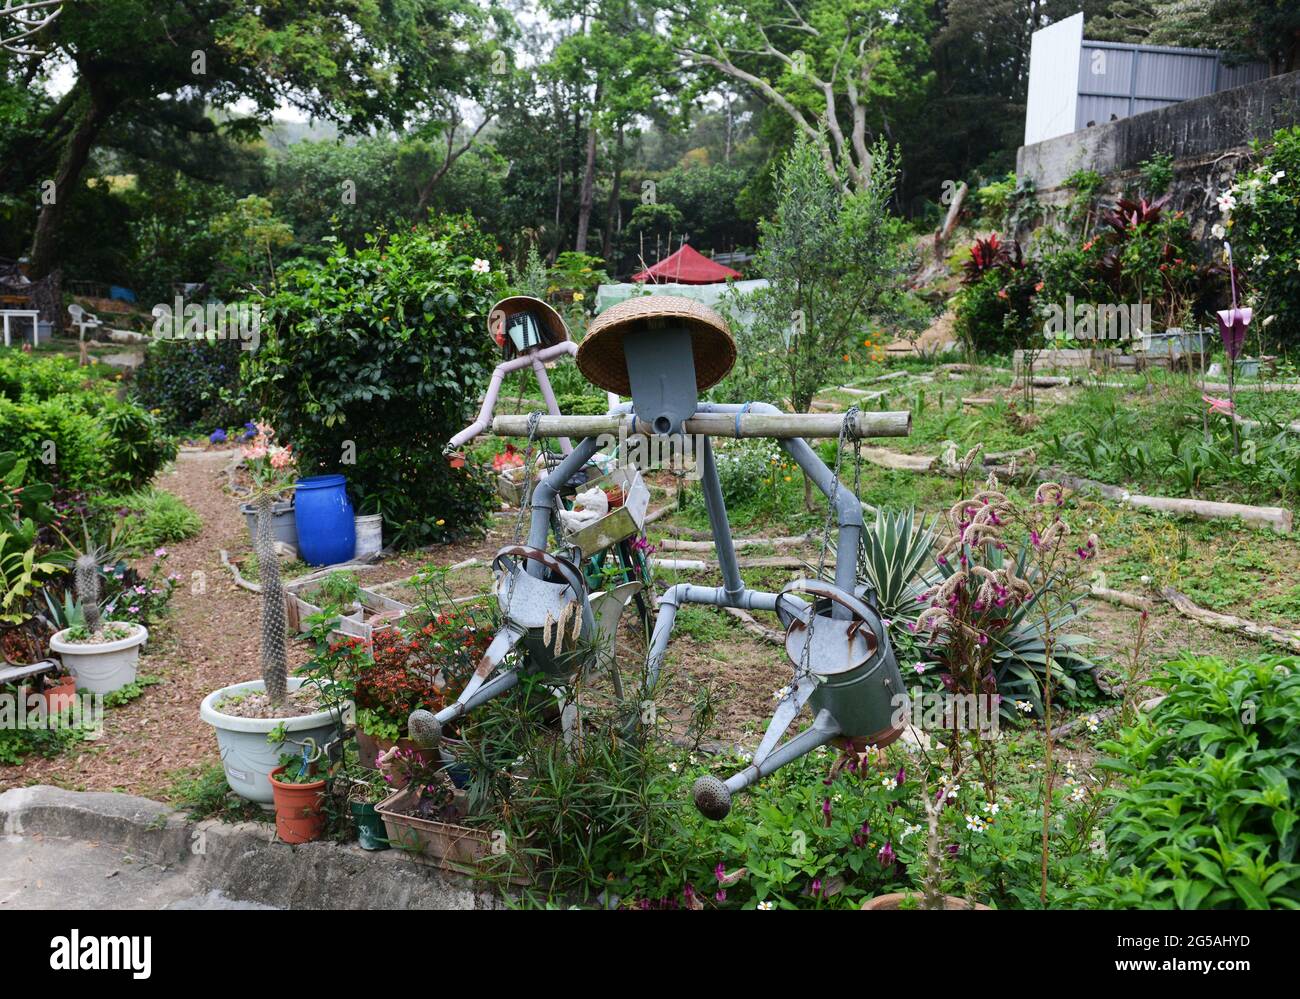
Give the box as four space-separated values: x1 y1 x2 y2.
576 295 735 395
488 296 569 356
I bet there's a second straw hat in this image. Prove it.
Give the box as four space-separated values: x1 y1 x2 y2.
576 295 736 396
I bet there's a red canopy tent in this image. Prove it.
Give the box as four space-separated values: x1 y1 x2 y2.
631 243 742 284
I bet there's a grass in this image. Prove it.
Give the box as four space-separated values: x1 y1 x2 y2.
103 488 202 555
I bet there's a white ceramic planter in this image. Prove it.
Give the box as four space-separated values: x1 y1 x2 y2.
199 678 348 805
354 514 383 559
49 624 147 695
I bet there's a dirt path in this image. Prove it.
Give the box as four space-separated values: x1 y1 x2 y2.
1 451 497 801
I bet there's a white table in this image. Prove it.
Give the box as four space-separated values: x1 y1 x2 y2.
1 309 40 347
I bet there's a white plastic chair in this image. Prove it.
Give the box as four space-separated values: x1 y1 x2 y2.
67 303 104 342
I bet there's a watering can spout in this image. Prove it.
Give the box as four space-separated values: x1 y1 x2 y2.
693 709 842 820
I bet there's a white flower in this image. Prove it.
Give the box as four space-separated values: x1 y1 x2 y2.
1070 785 1087 802
1211 223 1226 239
1015 700 1033 714
901 823 922 840
688 754 698 765
982 800 1000 815
667 762 678 773
758 901 775 910
471 258 490 274
1086 714 1100 733
771 685 792 702
965 814 988 833
1216 192 1237 215
1270 170 1285 184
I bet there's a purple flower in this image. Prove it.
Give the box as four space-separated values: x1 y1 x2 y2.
878 842 895 866
822 797 832 827
810 878 823 897
209 428 227 444
895 765 906 786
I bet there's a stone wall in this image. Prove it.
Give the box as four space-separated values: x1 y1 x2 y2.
1017 71 1300 242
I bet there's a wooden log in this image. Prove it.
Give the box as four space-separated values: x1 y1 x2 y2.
860 447 936 472
490 410 912 440
650 556 811 572
961 397 995 407
1089 585 1153 613
994 464 1293 533
722 606 786 646
1202 381 1300 393
1161 587 1300 653
1125 494 1292 534
1012 376 1072 388
657 533 814 552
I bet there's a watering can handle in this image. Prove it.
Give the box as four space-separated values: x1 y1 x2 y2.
492 544 588 601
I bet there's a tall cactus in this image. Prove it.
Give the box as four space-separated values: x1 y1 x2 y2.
255 492 288 705
74 553 101 634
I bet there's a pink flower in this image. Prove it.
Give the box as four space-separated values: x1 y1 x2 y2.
154 548 168 558
270 446 294 470
1202 394 1234 416
128 606 140 614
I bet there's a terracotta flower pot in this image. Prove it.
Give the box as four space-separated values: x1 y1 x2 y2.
269 765 327 844
42 676 76 713
861 892 990 910
355 729 436 780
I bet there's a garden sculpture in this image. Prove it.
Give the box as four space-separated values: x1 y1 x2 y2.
445 296 616 462
413 295 912 819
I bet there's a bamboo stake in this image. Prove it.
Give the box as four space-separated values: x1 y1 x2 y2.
490 410 912 440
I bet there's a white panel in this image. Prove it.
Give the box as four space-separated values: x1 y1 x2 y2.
1025 12 1084 146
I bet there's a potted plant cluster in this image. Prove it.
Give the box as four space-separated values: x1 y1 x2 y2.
341 621 484 770
200 428 350 805
48 526 148 696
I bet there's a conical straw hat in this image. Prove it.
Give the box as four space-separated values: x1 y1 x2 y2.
488 296 569 356
577 295 735 396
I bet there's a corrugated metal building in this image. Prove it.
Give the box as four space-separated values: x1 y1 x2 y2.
1024 12 1269 146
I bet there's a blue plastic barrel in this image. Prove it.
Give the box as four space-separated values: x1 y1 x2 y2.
293 475 356 566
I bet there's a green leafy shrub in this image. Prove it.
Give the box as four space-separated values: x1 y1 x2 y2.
1220 126 1300 352
246 217 505 547
953 263 1040 357
132 337 248 433
97 489 201 555
0 355 175 492
1077 655 1300 909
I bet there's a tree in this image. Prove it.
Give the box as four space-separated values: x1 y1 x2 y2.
1 0 497 278
671 0 932 194
746 132 913 417
1090 1 1300 74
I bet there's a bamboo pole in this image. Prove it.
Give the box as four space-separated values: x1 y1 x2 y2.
490 410 912 439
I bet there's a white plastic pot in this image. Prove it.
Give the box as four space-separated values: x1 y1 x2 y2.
199 678 348 805
354 514 383 559
49 624 148 695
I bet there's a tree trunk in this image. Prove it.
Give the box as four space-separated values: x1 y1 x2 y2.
601 125 624 263
28 85 112 279
574 86 602 253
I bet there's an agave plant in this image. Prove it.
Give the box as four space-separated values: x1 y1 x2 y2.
857 508 941 622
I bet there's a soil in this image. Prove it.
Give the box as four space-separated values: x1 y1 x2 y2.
211 686 327 719
58 622 141 645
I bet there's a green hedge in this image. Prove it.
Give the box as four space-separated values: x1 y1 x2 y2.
131 336 248 434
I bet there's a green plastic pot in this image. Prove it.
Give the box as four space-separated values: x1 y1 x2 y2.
351 800 390 851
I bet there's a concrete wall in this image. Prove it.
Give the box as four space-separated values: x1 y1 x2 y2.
1017 71 1300 240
